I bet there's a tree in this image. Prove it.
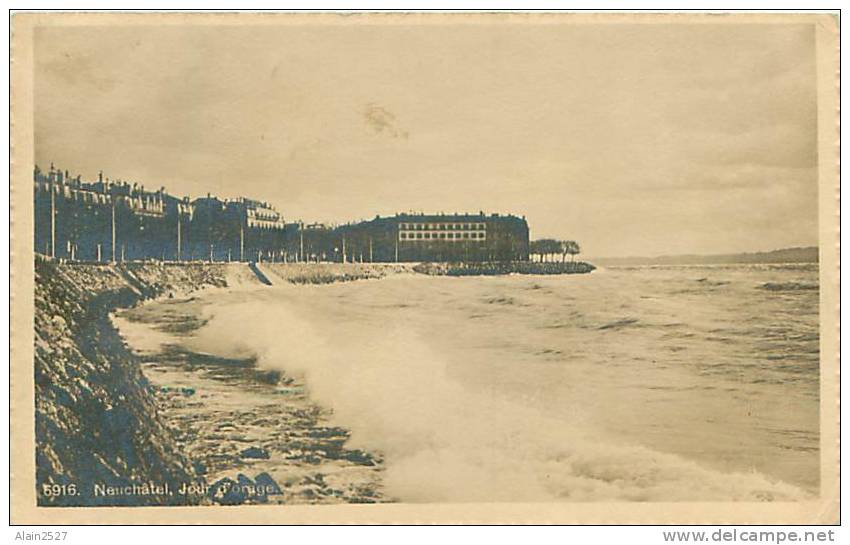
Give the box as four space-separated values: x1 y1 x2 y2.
530 238 563 262
561 240 580 262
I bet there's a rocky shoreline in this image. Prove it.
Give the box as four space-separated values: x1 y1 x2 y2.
34 258 595 507
117 293 387 505
34 258 228 506
414 260 596 276
34 258 392 507
257 261 595 284
261 262 416 285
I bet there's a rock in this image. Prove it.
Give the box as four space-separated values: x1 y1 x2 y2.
209 477 246 505
34 259 228 507
342 449 375 466
237 474 267 503
299 488 321 499
236 473 269 503
239 446 270 459
254 472 283 495
302 473 326 487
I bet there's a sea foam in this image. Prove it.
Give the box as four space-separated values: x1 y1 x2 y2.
184 282 809 503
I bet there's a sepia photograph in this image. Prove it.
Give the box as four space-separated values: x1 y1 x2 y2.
9 11 840 525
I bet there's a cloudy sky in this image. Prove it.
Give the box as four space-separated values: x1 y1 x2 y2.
34 20 818 257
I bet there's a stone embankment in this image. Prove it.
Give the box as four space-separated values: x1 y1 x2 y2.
34 257 228 506
261 262 416 285
259 261 595 284
413 260 596 276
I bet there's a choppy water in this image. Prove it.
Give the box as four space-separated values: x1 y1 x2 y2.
172 264 820 502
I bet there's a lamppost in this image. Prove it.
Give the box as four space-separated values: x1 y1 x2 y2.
50 185 56 259
177 213 182 262
111 195 117 263
299 221 304 263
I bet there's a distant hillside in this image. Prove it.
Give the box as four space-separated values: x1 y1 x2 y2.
593 247 818 267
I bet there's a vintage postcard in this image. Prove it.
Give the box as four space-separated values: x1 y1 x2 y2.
9 12 840 525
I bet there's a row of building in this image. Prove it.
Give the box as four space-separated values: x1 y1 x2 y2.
34 164 530 263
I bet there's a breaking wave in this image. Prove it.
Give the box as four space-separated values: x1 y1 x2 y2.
184 285 809 503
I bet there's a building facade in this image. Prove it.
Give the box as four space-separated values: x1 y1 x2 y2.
34 164 530 263
34 165 287 262
337 213 529 263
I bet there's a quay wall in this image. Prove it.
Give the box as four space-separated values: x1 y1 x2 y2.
33 257 228 506
260 262 416 285
413 261 596 276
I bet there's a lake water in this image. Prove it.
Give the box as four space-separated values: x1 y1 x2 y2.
152 264 820 502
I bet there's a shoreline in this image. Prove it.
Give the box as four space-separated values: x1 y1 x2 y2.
116 289 388 505
33 259 818 506
34 258 595 507
413 261 596 276
34 259 403 506
34 258 230 506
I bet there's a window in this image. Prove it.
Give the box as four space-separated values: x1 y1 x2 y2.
439 233 446 239
424 233 431 239
400 233 406 239
416 233 422 239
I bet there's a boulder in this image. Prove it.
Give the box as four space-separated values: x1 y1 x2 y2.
239 446 270 459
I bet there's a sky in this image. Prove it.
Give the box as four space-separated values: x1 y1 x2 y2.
34 20 819 257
